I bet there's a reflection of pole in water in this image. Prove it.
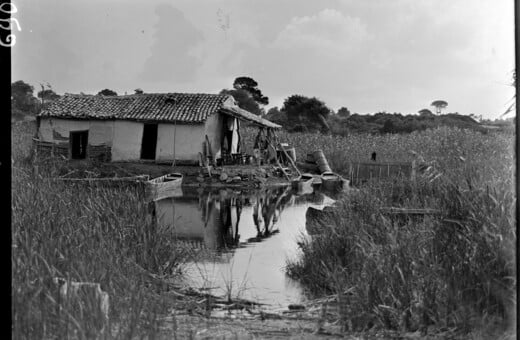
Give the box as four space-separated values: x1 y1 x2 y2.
265 187 291 234
234 199 242 243
250 187 292 238
253 196 264 237
203 192 213 227
216 192 244 250
220 195 233 249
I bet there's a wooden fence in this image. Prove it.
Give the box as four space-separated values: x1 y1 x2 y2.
344 161 415 185
33 138 112 162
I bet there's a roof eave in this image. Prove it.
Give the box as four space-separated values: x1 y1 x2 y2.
219 107 282 129
39 115 206 125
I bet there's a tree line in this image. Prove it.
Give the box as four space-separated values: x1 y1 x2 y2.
10 81 143 120
12 78 511 135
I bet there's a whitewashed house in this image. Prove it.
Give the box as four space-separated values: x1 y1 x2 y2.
35 92 280 164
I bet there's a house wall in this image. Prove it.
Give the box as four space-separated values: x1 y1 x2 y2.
38 108 233 162
156 123 205 162
204 113 224 160
89 121 115 145
111 121 143 161
203 97 237 160
37 118 114 160
155 197 221 250
39 118 114 145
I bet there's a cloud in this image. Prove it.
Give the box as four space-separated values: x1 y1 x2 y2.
140 4 204 83
272 9 371 57
11 0 514 118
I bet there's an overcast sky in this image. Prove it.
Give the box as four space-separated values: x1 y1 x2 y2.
12 0 515 118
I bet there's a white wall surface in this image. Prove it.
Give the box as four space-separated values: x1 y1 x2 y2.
155 197 221 249
38 114 226 162
204 113 223 159
112 121 143 161
38 119 54 141
89 121 114 145
38 118 113 145
156 123 205 162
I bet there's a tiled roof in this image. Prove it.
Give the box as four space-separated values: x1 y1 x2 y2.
39 93 231 123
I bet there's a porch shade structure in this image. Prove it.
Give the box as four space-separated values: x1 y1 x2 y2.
219 106 281 129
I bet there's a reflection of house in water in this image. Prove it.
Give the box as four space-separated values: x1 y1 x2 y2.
155 191 237 250
154 187 294 251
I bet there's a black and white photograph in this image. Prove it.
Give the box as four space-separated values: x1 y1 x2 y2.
9 0 516 338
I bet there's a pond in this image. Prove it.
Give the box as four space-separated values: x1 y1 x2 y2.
154 185 337 308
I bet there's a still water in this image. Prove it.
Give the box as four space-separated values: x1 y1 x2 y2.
154 185 336 307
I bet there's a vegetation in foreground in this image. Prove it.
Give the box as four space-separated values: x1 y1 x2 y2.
284 126 516 337
12 121 516 339
12 122 195 339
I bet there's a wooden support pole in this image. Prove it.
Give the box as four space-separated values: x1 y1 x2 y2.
268 129 301 178
278 143 301 177
268 142 290 181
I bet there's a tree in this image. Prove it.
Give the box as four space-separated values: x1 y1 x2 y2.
134 88 144 94
11 80 39 114
265 106 288 126
431 100 448 115
232 76 269 105
37 88 60 111
36 83 61 111
98 89 118 96
37 89 60 101
418 108 434 117
380 119 396 133
282 95 332 132
337 107 351 118
220 88 263 116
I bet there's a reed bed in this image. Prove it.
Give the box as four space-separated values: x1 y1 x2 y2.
280 126 516 337
11 122 192 339
12 122 516 338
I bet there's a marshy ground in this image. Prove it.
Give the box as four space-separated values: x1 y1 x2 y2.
12 121 516 339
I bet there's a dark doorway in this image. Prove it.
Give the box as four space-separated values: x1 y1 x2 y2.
70 130 88 159
141 124 158 160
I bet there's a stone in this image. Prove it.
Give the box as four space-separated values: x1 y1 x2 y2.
196 176 205 183
232 176 242 182
219 172 228 181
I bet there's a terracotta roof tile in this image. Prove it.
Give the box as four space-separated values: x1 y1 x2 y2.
39 93 231 123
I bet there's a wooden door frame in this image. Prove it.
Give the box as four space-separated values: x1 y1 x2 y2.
140 123 158 160
69 130 89 159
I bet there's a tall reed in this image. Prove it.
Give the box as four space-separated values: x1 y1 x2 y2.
284 126 516 336
12 122 190 339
